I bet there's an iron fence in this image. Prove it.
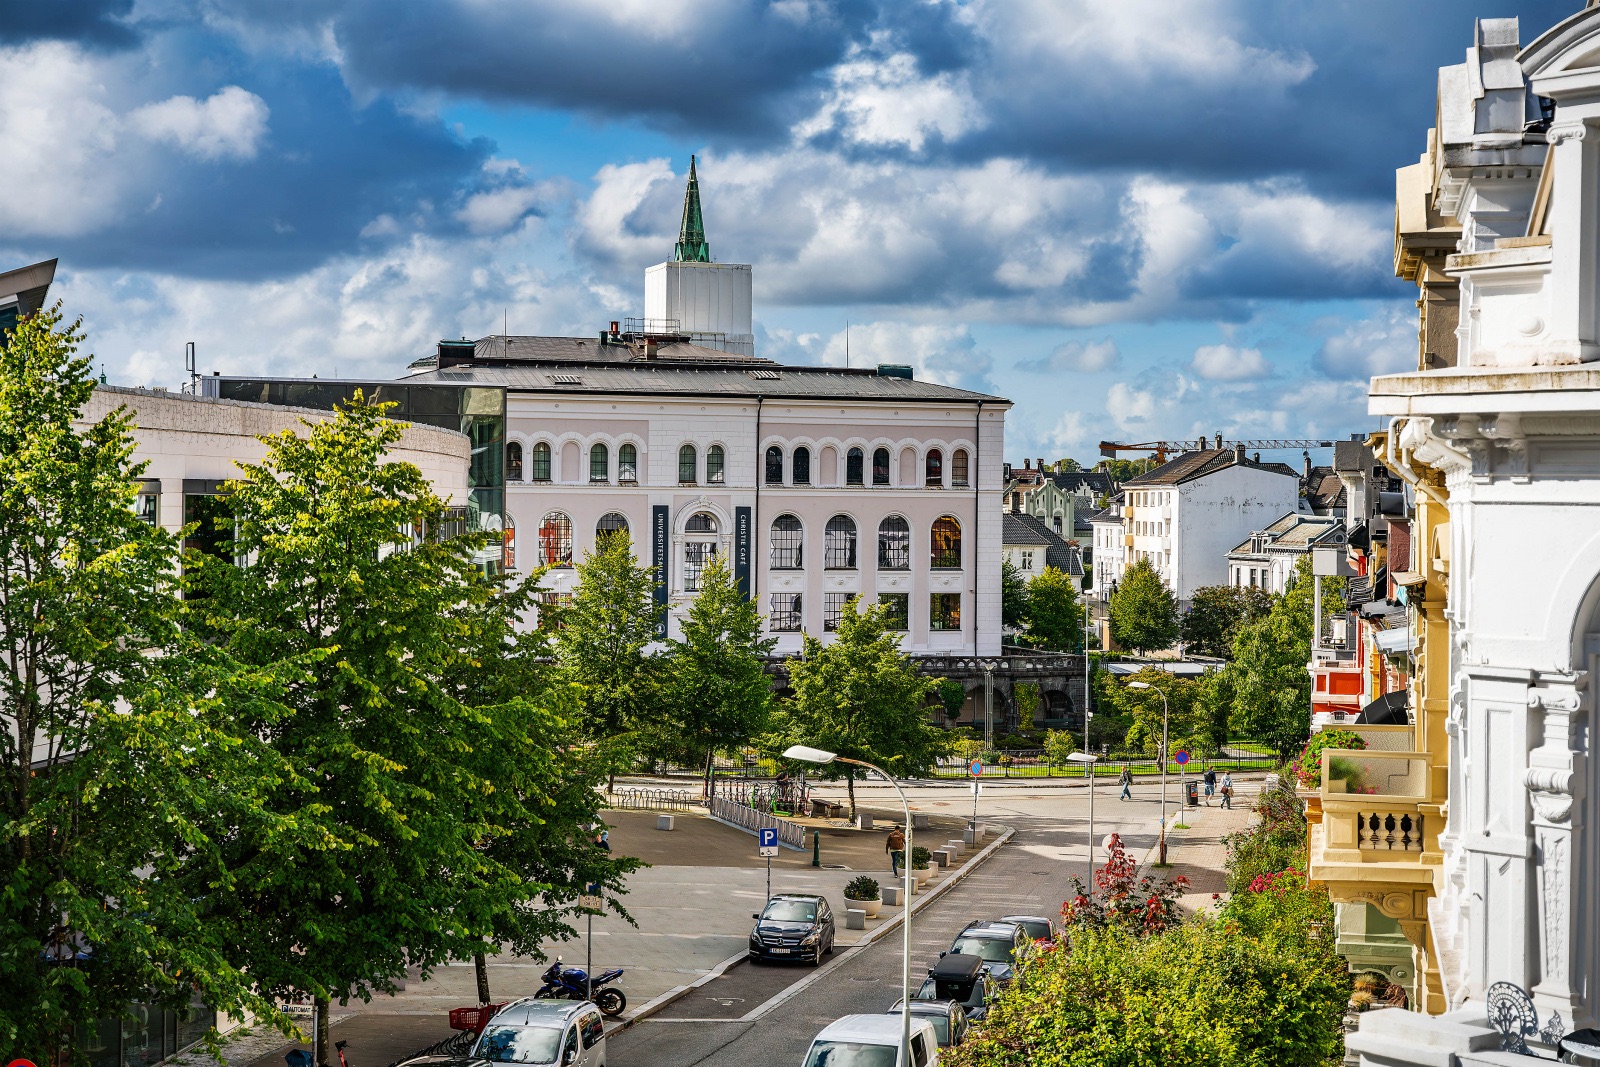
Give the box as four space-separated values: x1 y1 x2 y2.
607 787 696 812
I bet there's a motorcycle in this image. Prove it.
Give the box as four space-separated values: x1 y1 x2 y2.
534 957 626 1018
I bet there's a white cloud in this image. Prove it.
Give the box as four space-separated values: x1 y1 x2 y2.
797 47 986 152
1018 337 1119 373
1106 381 1155 430
455 185 543 236
129 86 269 161
1190 343 1268 381
1314 304 1417 380
815 320 993 393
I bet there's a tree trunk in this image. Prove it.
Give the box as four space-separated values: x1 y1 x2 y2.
315 995 331 1067
846 769 857 820
703 748 716 800
474 950 491 1005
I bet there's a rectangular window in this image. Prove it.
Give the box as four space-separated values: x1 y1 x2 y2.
930 593 962 631
770 594 802 631
618 446 637 483
183 493 231 561
684 542 717 592
879 593 909 631
1020 550 1034 571
707 448 725 484
846 451 864 486
135 491 159 525
679 449 697 483
530 446 551 482
952 451 969 487
824 592 851 631
590 448 609 482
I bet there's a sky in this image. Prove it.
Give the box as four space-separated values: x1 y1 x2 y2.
0 0 1582 463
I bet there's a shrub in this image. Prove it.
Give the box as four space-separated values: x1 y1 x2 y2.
1295 728 1366 788
911 846 931 870
1062 834 1187 936
1222 782 1307 894
844 875 880 900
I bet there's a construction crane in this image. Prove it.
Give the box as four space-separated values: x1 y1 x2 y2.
1098 434 1338 465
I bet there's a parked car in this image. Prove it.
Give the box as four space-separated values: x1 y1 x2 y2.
886 999 967 1048
802 1013 940 1066
943 920 1026 983
472 999 606 1067
913 952 996 1021
999 914 1056 942
749 893 836 965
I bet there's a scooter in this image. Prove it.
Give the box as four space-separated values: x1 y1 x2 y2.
534 957 627 1018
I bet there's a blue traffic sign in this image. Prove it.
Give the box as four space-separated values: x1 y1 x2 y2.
758 828 778 848
968 760 983 777
1174 750 1190 766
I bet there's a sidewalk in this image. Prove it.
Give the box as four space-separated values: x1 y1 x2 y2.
1136 785 1259 912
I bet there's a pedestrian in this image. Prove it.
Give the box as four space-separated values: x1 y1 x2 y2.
1220 771 1234 810
1118 764 1133 801
1203 767 1217 806
886 824 906 877
594 828 611 852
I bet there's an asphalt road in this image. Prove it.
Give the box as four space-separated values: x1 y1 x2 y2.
607 781 1173 1067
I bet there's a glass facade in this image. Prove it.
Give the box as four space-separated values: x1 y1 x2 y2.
72 996 215 1067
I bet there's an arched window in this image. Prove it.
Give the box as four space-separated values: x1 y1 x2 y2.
793 447 811 485
872 447 891 486
930 516 961 569
684 511 719 592
770 514 803 569
596 512 629 543
539 511 573 566
846 448 865 486
707 444 725 484
877 516 910 570
824 515 857 569
589 442 609 483
618 443 638 483
952 449 969 487
679 444 697 484
530 442 552 482
765 446 784 485
925 449 944 487
506 441 524 482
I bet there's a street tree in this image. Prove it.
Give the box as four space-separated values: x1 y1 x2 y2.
1180 585 1272 658
0 307 287 1057
1001 555 1029 630
184 399 548 1065
774 597 945 818
1107 667 1212 758
1026 566 1083 651
661 556 776 796
1109 558 1179 654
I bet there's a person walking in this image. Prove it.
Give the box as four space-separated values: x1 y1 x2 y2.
1202 767 1217 806
1220 771 1234 810
886 824 906 877
1118 764 1133 801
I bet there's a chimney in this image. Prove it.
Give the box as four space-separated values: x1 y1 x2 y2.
1253 452 1261 464
644 338 659 360
1214 432 1223 450
610 320 620 335
1024 459 1031 470
1233 442 1246 464
1036 457 1045 471
1303 451 1312 478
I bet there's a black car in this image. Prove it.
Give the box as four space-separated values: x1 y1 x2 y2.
888 997 969 1048
749 893 836 964
945 920 1027 983
914 952 996 1020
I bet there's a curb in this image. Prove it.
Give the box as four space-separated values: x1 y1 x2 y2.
608 824 1017 1032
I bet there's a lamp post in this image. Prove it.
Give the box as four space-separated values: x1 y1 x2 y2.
1128 681 1169 865
1065 752 1098 887
785 745 913 1060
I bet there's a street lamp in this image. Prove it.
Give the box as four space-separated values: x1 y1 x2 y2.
1127 681 1170 866
784 745 914 1060
1064 752 1098 888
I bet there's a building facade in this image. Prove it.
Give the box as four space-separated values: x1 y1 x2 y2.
1224 513 1344 594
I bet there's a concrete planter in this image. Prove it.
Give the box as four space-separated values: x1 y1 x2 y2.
847 896 882 919
914 866 931 887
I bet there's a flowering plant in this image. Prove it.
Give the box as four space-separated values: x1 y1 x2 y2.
1061 833 1188 936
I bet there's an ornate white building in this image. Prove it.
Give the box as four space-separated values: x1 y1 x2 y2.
1352 9 1600 1061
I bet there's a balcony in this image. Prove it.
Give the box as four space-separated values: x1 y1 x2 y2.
1309 750 1440 889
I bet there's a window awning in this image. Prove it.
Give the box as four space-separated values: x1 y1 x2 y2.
1360 689 1410 726
1373 627 1415 655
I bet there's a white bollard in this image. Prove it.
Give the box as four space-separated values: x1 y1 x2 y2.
845 908 866 930
856 812 874 831
656 814 675 831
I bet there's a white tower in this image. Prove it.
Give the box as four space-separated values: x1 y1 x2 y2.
643 157 755 357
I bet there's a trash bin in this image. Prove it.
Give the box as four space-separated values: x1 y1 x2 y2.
1559 1029 1600 1065
1185 781 1199 807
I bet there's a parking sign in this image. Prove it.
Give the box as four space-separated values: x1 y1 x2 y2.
759 827 779 857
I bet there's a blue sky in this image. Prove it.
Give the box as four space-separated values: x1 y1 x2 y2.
0 0 1580 463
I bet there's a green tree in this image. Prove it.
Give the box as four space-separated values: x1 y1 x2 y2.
1043 727 1077 769
185 399 543 1065
1110 668 1212 758
1095 457 1157 482
554 531 661 770
1025 566 1083 651
1013 683 1040 732
661 556 777 796
1001 555 1029 630
936 679 967 724
1180 584 1272 658
1109 558 1179 654
0 307 287 1058
774 597 945 817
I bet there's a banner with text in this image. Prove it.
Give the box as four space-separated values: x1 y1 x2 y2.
734 506 752 599
651 504 669 638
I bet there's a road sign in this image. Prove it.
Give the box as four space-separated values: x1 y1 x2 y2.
758 827 779 857
1174 750 1190 766
578 894 603 911
968 760 983 777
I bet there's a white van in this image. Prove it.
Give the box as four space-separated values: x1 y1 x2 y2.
472 999 606 1067
801 1013 940 1067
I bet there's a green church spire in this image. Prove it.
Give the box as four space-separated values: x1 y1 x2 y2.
673 155 711 263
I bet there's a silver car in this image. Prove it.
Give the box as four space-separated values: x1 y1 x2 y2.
472 1000 606 1067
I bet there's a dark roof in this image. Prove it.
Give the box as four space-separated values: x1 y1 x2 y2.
0 258 56 315
404 356 1007 403
1302 467 1347 513
1045 470 1115 494
1003 514 1083 575
1123 449 1298 486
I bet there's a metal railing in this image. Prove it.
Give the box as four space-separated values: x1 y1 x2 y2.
607 787 696 813
707 794 806 848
